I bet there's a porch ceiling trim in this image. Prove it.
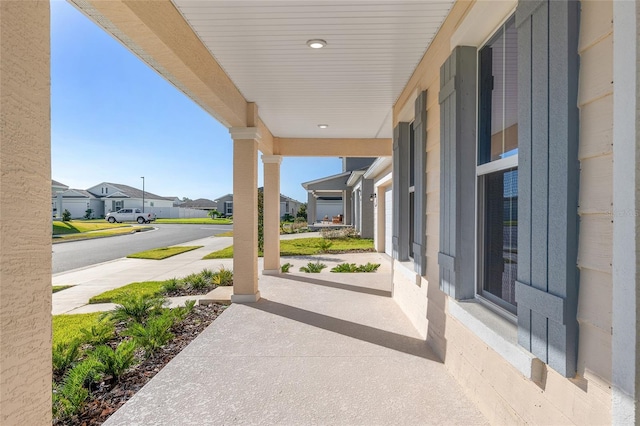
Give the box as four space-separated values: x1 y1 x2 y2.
274 138 391 157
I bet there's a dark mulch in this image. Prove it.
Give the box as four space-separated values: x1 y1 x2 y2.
56 304 226 426
325 248 376 254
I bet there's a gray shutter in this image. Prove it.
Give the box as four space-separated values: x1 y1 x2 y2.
515 0 580 378
413 91 427 275
392 123 410 261
438 46 477 299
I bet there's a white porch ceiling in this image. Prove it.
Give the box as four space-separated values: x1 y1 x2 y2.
172 0 455 139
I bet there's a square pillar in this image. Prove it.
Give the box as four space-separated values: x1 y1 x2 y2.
344 188 353 225
262 155 282 274
0 1 52 423
307 191 317 224
229 128 260 303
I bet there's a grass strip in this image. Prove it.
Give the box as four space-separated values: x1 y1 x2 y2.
53 312 103 347
126 245 203 260
203 237 374 259
154 218 232 225
53 227 150 243
88 281 166 304
53 285 74 293
53 220 129 235
215 231 234 237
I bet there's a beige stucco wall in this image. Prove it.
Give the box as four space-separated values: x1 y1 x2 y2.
392 0 613 423
0 1 52 424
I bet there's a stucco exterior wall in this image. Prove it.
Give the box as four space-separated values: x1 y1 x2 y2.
392 0 613 423
0 1 52 424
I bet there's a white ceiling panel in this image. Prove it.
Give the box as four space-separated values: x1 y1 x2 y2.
172 0 454 139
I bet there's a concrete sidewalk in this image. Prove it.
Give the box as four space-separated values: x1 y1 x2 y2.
52 232 388 315
104 272 488 425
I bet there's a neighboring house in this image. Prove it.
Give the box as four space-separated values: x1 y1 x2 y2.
86 182 174 213
215 191 302 219
53 189 103 219
302 157 375 229
213 193 234 217
51 179 69 217
362 158 393 255
179 198 218 211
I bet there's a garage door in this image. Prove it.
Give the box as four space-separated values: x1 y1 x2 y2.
384 187 393 256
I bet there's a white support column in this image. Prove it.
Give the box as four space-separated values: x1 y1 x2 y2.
262 155 282 274
229 127 260 303
612 2 640 423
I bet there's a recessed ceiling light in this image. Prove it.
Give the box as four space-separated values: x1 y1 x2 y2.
318 124 329 129
307 39 327 49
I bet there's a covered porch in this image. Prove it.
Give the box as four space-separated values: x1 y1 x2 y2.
103 271 486 425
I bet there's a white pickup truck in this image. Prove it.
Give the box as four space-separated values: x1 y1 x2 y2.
105 208 156 224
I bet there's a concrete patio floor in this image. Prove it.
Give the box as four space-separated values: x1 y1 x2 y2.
104 271 488 425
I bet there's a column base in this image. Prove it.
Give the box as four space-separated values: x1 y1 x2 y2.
262 269 280 275
231 291 261 304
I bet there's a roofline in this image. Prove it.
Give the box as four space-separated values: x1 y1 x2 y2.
301 171 351 189
363 157 392 179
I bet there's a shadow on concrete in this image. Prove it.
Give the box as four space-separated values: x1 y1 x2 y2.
277 274 392 298
248 298 441 362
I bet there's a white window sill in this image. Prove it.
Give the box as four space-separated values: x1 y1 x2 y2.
448 299 544 383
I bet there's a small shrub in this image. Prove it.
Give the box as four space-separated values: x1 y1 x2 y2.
299 261 327 273
79 321 115 345
54 358 103 419
83 208 93 220
62 209 72 222
282 213 295 222
330 263 359 273
200 268 215 280
92 340 137 382
356 262 381 273
280 262 293 273
188 274 208 290
107 293 166 325
52 340 82 376
317 239 333 253
161 277 182 293
170 300 197 323
125 311 175 357
212 266 233 286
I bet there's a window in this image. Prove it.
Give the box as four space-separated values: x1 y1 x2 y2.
225 201 233 216
477 15 518 313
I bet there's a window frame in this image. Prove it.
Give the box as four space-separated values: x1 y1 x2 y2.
474 14 519 318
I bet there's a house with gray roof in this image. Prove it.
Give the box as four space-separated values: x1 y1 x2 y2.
86 182 174 214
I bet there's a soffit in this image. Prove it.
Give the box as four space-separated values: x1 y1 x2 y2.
171 0 454 139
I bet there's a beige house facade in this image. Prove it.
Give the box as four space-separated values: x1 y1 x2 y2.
1 1 639 425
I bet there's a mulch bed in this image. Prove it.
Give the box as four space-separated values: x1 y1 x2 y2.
56 304 226 426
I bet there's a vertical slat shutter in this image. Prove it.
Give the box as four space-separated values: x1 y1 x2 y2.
413 91 427 275
438 46 477 300
515 0 580 378
392 123 410 261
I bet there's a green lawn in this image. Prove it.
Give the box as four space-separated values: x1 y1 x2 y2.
203 237 374 259
88 281 166 304
53 312 103 347
127 246 203 260
155 218 232 225
52 220 129 235
53 226 152 243
216 231 234 237
52 285 73 293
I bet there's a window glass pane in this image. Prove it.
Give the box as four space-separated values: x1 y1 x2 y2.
482 168 518 309
478 16 518 165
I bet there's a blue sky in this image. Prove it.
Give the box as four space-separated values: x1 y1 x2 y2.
51 0 342 203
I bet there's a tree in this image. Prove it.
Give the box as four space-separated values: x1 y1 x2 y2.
207 209 220 219
296 203 307 220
